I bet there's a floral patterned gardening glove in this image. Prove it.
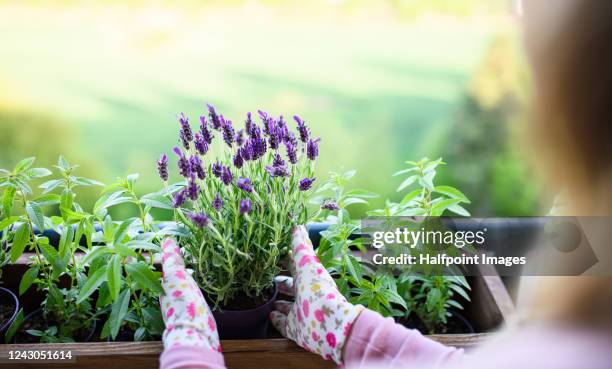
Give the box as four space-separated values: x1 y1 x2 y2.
159 238 221 352
270 226 364 365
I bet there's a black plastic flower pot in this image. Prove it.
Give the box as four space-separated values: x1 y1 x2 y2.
0 287 19 336
14 308 97 343
212 283 279 340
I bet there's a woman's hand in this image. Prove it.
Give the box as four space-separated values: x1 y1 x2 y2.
160 238 221 352
270 226 363 365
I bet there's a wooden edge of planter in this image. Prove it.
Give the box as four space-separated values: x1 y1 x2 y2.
0 335 493 369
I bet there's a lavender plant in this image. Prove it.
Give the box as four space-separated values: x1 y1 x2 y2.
160 105 319 307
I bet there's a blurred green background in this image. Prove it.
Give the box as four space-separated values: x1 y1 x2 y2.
0 0 543 216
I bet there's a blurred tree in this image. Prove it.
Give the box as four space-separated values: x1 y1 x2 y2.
0 109 106 211
440 34 542 216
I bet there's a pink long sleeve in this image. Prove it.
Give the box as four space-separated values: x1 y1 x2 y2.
160 345 226 369
343 309 465 369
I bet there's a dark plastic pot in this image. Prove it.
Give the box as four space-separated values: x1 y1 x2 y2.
15 308 97 343
212 284 279 340
0 287 19 335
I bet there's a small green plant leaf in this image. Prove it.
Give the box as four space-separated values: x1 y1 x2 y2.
14 157 35 173
10 223 30 263
4 308 24 343
125 262 164 295
107 255 122 302
77 267 107 304
26 201 45 232
109 289 131 340
397 175 417 192
19 266 39 295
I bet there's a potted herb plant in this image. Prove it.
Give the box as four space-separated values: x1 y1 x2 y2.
159 105 319 338
315 158 475 334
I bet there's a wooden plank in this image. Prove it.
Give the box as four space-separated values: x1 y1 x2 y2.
0 335 492 369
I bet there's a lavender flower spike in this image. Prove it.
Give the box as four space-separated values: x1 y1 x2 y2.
173 147 192 177
221 118 235 148
157 154 168 182
239 198 252 215
207 103 222 130
189 212 209 228
178 113 193 142
221 166 233 186
285 141 298 164
212 161 223 178
190 155 206 180
212 193 224 211
299 177 316 191
321 199 340 211
187 175 199 201
265 165 289 177
237 177 253 193
306 137 320 161
173 189 186 208
294 115 310 143
200 115 214 144
233 152 244 169
194 133 209 156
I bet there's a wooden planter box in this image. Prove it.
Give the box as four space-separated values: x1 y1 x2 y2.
0 256 515 368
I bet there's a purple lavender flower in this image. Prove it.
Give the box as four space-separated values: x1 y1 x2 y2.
245 112 256 137
239 141 254 161
233 152 244 169
283 131 297 147
268 125 282 150
285 141 298 164
221 118 235 147
199 116 214 144
157 154 168 182
212 161 223 178
294 115 310 143
194 133 209 156
208 103 222 130
221 166 233 186
212 193 223 211
306 138 320 161
173 147 192 177
235 129 245 147
277 115 288 141
236 177 253 193
173 189 186 208
299 177 316 191
321 199 340 211
179 131 190 150
189 212 209 228
265 165 289 177
272 153 285 167
190 155 206 180
178 113 193 142
239 198 252 215
187 175 199 201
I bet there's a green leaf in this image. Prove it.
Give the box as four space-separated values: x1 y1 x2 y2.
10 223 30 263
26 202 45 231
77 267 107 304
127 173 140 189
447 204 470 217
109 289 131 340
74 177 104 187
39 179 64 194
344 254 359 282
81 246 111 265
392 167 418 177
140 193 173 210
32 194 61 207
397 175 417 192
343 197 368 207
433 186 470 203
114 218 136 245
400 189 422 207
19 266 39 295
127 241 160 252
2 186 16 217
4 308 24 343
343 189 379 199
0 216 18 231
125 262 164 294
60 189 74 213
107 255 122 302
430 198 463 216
27 168 52 179
57 155 71 171
14 157 35 173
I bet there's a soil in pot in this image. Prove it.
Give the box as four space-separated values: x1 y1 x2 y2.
14 309 97 343
211 284 278 340
0 287 19 334
398 311 475 334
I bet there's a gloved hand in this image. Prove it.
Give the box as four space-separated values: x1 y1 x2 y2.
159 238 221 352
270 226 363 365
